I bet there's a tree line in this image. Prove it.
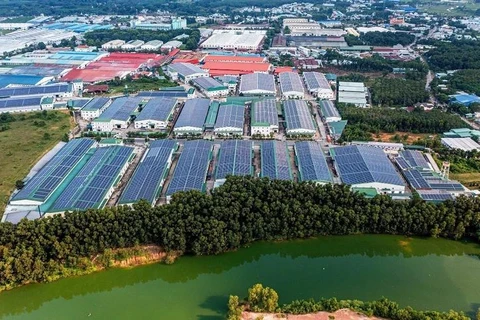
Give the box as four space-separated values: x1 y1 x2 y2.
228 283 472 320
424 40 480 71
370 78 429 107
1 176 480 291
346 31 416 47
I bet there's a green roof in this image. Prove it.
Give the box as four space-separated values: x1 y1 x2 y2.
352 187 378 198
205 101 220 128
41 97 54 104
100 138 122 145
206 86 228 92
160 86 186 91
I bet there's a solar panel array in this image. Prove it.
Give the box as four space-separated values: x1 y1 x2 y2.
119 140 177 205
395 157 410 171
400 150 430 169
417 190 455 201
82 97 110 111
169 63 206 76
303 72 330 91
192 77 225 90
261 141 292 180
295 141 332 183
427 179 465 191
174 98 210 130
136 97 177 122
239 73 275 93
98 97 142 121
214 104 245 131
137 91 188 98
283 100 316 132
50 146 133 211
251 99 279 126
216 140 253 180
12 138 94 202
0 83 70 97
279 72 305 95
403 169 430 189
166 140 212 196
333 145 404 186
0 96 42 109
318 100 340 119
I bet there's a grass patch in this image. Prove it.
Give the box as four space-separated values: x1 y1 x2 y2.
0 111 73 215
450 172 480 189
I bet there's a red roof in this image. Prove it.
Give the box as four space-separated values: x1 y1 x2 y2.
203 55 266 64
274 67 294 74
201 61 271 76
172 58 200 64
85 84 109 92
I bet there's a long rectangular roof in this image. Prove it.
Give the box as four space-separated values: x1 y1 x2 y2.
136 90 188 98
261 141 292 180
214 104 245 130
119 140 177 205
169 63 207 76
96 97 142 122
0 83 71 98
283 100 315 131
279 72 305 95
191 77 226 91
49 146 134 212
81 97 110 112
0 96 42 109
136 97 177 122
174 98 210 130
399 150 430 169
166 140 212 196
295 141 332 183
251 99 279 127
215 140 253 180
332 145 404 186
303 72 330 91
12 138 95 203
239 73 275 93
319 100 340 119
441 137 480 151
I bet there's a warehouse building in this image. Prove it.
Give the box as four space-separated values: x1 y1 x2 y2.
239 73 276 96
140 40 164 51
47 145 134 214
214 103 245 136
80 97 112 120
121 40 145 50
250 99 279 137
191 77 229 97
283 100 316 136
279 72 305 99
338 82 368 107
303 72 334 100
202 61 272 77
441 137 480 151
261 141 292 180
0 96 44 113
166 140 213 202
0 82 78 98
173 98 210 136
319 100 341 122
102 39 125 50
331 145 405 194
118 140 178 206
134 97 177 130
137 86 194 100
200 30 266 51
92 97 143 131
215 140 253 187
167 63 209 84
295 141 332 184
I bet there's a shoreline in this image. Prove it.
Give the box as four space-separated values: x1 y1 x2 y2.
242 309 384 320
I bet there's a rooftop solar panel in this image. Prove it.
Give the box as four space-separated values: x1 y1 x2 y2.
283 100 316 132
192 77 226 90
81 97 110 111
395 157 411 171
303 72 330 91
239 73 275 93
12 138 95 203
279 72 305 96
119 140 177 205
295 141 332 183
49 146 134 212
403 169 431 189
418 192 454 201
0 96 42 108
333 145 404 186
251 99 279 127
0 83 71 98
174 98 210 130
318 100 340 119
214 104 245 131
400 150 430 169
137 91 188 98
215 140 253 180
261 141 292 180
136 97 177 122
166 140 212 196
169 63 206 77
97 97 142 121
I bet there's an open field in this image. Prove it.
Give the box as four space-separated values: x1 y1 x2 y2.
0 111 73 215
373 132 435 145
450 172 480 189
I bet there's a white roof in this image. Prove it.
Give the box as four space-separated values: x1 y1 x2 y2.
441 137 480 151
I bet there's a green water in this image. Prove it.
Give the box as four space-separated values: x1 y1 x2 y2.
1 235 480 320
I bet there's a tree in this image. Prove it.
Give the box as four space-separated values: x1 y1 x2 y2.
37 42 46 50
15 180 25 190
43 132 51 140
283 26 291 34
247 284 279 312
227 295 242 320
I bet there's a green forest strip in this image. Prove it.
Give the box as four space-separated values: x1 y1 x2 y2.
227 284 472 320
1 176 480 291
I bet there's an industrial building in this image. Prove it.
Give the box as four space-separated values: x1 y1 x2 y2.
279 72 305 99
137 86 194 100
261 141 292 180
214 140 253 187
134 97 177 130
121 40 145 51
173 98 210 136
283 100 316 136
0 82 78 98
47 145 134 214
203 55 267 64
214 103 245 136
167 63 209 84
331 145 405 194
200 30 266 51
303 72 334 99
102 39 125 50
118 140 178 206
202 61 271 77
441 137 480 151
166 140 213 201
250 99 279 136
338 82 368 107
0 96 48 113
294 141 332 184
80 97 112 120
239 73 276 96
319 100 341 122
191 77 229 97
140 40 164 51
92 97 143 131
